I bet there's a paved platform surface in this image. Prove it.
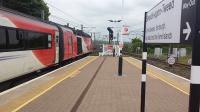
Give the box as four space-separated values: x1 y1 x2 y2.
0 56 189 112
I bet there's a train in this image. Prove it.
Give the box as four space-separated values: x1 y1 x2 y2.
0 8 93 83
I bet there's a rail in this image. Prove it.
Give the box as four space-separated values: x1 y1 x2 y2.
123 52 191 69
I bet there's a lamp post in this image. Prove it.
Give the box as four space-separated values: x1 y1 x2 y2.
108 20 124 76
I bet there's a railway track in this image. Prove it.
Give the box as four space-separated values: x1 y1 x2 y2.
148 57 191 69
123 52 191 69
123 52 191 79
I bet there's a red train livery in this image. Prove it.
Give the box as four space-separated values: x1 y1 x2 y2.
0 8 93 83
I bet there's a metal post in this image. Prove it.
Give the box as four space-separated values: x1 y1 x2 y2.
113 48 115 57
102 44 105 56
169 44 173 67
94 32 96 49
118 53 123 76
169 44 173 55
117 32 119 45
189 39 200 112
140 12 147 112
188 1 200 112
81 24 83 31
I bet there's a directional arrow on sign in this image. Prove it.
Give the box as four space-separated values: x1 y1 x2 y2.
183 22 191 40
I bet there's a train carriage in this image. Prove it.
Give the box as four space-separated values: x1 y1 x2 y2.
0 8 93 83
0 9 60 82
75 30 93 54
60 27 77 61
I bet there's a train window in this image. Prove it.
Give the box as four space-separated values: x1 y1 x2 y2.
48 35 52 48
0 28 6 49
17 30 24 40
26 31 49 50
0 26 52 51
7 29 23 49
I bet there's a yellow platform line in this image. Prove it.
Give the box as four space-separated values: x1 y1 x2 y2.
70 71 81 78
8 56 98 112
148 69 189 95
124 57 189 95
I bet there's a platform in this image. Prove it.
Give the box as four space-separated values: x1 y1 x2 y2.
0 56 189 112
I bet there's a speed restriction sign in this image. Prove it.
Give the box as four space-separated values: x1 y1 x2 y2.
167 57 176 65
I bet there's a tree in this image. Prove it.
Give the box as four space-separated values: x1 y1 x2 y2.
2 0 50 20
131 37 142 53
122 37 143 54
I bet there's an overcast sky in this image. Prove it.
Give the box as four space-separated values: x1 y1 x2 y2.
44 0 161 41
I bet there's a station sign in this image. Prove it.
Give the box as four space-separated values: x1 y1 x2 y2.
145 0 196 44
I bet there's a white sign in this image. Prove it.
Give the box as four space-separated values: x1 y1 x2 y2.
168 57 176 65
145 0 182 43
183 22 191 40
122 26 129 35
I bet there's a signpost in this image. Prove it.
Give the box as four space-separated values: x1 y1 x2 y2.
167 56 176 65
141 0 200 112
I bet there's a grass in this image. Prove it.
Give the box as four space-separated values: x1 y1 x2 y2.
177 56 192 64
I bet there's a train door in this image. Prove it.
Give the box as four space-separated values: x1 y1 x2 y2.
55 31 59 63
77 37 83 54
68 33 73 57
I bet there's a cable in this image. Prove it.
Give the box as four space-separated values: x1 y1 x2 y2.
46 2 107 33
50 15 81 27
47 2 91 27
129 28 143 32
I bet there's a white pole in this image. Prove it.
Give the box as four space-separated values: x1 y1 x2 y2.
103 44 105 56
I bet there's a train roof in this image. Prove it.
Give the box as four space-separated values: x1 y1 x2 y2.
0 7 51 25
75 29 91 38
0 7 59 33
